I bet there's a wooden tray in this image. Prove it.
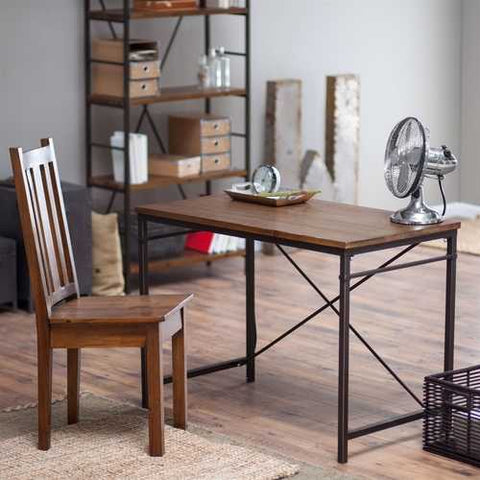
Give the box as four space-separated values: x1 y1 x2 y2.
224 189 317 207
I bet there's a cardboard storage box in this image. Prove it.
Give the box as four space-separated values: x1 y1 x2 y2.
134 0 198 12
92 38 159 63
202 152 231 172
92 67 159 98
149 154 201 178
92 38 160 98
168 113 231 172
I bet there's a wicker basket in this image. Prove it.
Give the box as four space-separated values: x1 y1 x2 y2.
424 365 480 467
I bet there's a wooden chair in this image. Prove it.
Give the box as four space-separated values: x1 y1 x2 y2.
9 138 192 456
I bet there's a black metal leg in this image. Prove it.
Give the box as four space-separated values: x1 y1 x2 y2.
444 231 457 373
338 253 351 464
138 216 149 408
246 238 257 382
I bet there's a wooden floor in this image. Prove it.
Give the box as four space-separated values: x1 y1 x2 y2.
1 245 480 479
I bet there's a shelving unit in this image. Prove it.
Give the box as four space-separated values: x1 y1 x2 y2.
85 1 251 292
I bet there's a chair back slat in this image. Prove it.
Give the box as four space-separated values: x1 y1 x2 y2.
43 162 69 286
10 138 79 319
31 166 60 294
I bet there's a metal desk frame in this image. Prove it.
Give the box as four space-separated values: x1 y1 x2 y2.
137 213 457 463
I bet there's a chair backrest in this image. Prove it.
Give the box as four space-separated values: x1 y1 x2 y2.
10 138 79 321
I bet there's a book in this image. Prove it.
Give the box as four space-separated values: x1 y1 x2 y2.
111 131 148 184
185 232 245 255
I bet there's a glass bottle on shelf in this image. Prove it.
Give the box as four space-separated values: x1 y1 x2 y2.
208 47 222 88
218 47 231 88
198 54 211 88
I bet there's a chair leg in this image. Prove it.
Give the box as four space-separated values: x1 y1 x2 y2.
67 348 81 425
38 345 52 450
172 309 187 429
146 325 165 456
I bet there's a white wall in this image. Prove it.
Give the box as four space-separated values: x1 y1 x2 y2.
0 0 464 211
250 0 462 209
461 0 480 204
0 0 84 184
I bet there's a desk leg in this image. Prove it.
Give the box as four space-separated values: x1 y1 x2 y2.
338 253 351 464
139 216 149 408
246 238 257 382
444 231 457 372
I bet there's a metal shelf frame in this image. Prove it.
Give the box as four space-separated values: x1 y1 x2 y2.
85 0 251 292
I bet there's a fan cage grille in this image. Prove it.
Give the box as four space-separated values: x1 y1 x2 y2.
385 117 426 198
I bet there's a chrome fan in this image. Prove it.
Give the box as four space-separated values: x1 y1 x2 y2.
384 117 458 225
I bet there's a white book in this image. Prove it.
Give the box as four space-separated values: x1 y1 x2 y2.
111 131 149 184
111 131 137 184
219 235 230 254
226 236 237 252
210 234 222 254
236 237 246 251
135 133 148 183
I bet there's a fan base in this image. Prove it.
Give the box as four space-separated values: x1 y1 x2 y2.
390 190 443 225
390 209 442 225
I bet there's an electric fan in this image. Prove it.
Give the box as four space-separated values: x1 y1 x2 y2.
384 117 458 225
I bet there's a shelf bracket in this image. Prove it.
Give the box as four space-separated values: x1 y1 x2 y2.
135 106 148 132
105 191 117 214
98 0 117 39
144 106 167 153
177 184 187 200
161 17 184 71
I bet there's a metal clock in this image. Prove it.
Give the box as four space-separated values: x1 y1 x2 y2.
251 165 281 194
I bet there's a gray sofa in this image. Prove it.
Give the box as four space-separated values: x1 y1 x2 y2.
0 181 92 311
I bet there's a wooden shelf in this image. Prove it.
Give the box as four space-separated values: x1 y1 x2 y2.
90 85 247 107
131 249 245 274
89 7 247 22
90 168 248 192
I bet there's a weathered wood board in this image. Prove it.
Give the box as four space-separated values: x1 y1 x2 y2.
325 74 360 204
299 150 335 199
263 79 302 255
264 79 302 189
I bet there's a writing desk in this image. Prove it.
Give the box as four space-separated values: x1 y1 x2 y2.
136 195 460 463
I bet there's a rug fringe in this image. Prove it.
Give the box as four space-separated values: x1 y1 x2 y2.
1 391 92 413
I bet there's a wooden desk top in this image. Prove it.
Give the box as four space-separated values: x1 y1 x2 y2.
136 195 460 251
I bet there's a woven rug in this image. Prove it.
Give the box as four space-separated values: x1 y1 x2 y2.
424 217 480 255
0 393 360 480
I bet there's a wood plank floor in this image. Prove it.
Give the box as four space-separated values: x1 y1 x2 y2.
1 245 480 479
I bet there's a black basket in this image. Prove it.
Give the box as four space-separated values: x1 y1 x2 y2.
424 364 480 467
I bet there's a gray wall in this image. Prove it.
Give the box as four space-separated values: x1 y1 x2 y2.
461 0 480 204
0 1 84 183
0 0 464 211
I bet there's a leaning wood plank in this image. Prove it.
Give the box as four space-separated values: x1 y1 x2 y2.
299 150 335 200
265 79 302 188
325 74 360 204
263 79 302 255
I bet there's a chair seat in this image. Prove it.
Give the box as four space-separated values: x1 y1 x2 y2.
50 294 193 325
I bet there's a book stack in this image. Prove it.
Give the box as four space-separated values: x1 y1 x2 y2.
185 232 245 254
111 131 148 184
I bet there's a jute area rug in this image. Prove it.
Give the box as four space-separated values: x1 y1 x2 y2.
0 393 360 480
424 217 480 256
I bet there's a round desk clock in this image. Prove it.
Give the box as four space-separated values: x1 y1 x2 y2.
251 165 281 194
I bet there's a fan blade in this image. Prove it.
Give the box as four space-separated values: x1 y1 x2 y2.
397 161 410 194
